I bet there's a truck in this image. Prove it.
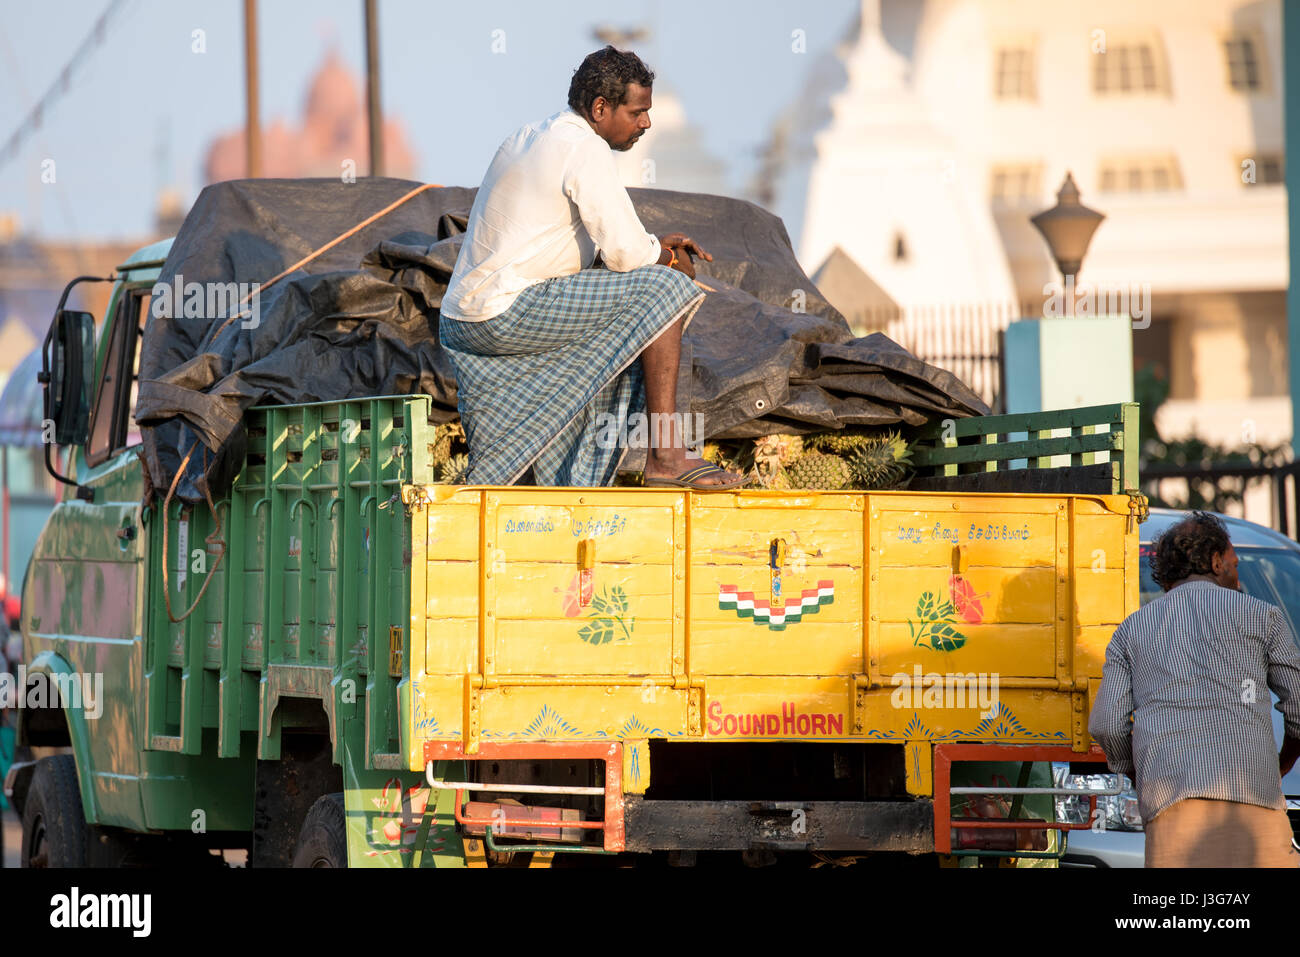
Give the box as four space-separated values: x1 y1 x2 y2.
3 237 1146 867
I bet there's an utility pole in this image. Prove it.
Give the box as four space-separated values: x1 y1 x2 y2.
244 0 262 178
365 0 384 177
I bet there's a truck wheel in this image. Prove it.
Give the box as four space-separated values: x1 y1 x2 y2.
21 754 87 867
291 793 347 867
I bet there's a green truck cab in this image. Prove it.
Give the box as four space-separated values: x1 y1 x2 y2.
5 237 1144 868
9 241 256 864
7 239 458 867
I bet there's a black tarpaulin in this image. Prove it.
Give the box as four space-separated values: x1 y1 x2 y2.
136 178 989 502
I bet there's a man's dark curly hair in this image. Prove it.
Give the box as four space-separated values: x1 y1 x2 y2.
1149 510 1233 591
567 45 655 119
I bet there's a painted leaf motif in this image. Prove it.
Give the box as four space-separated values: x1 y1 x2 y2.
608 584 629 615
916 591 937 619
590 592 612 615
578 617 616 646
928 621 967 652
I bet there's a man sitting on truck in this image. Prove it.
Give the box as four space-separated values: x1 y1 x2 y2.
439 45 745 490
1089 511 1300 867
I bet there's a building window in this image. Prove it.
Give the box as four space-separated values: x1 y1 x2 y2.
990 163 1042 204
994 48 1035 99
1092 41 1166 94
1098 156 1183 193
1240 153 1284 185
1224 36 1261 91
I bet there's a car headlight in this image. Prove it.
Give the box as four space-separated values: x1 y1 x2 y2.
1052 763 1143 831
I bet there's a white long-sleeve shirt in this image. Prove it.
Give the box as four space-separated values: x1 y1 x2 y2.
441 109 663 321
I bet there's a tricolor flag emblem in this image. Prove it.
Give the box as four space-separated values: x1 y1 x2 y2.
718 580 835 630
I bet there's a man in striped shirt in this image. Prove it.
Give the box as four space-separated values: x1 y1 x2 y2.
1090 511 1300 867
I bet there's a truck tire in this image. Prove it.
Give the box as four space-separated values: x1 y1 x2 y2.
291 793 347 868
21 754 87 867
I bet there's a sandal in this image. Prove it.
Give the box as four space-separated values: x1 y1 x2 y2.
643 462 747 490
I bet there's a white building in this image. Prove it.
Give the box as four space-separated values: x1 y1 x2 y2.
755 0 1290 521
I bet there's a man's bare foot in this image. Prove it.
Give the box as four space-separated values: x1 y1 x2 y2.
643 451 746 488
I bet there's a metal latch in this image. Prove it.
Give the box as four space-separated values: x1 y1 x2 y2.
1124 491 1149 534
388 625 403 677
769 538 785 609
578 538 595 607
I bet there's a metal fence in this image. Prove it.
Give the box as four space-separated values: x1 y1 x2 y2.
1140 461 1300 540
846 302 1037 414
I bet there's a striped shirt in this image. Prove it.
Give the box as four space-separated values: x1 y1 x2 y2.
1089 580 1300 822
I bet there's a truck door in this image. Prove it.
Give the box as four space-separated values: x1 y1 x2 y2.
25 281 151 826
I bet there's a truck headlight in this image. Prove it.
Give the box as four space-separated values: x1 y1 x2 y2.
1052 763 1143 831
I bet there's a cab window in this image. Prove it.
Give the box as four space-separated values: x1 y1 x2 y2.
86 287 149 466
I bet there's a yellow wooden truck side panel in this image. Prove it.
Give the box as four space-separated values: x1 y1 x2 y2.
406 486 1139 791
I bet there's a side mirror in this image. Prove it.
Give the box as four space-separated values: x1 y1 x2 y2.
41 309 96 446
38 274 114 503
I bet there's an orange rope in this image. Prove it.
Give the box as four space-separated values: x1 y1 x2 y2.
240 181 444 304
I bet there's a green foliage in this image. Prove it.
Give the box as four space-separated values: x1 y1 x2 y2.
1135 362 1290 512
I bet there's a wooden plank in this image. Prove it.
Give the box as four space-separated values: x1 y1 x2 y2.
908 463 1119 494
494 617 675 675
910 402 1133 440
909 431 1120 468
1120 401 1139 490
218 489 246 758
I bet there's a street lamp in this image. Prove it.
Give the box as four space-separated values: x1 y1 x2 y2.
1030 172 1105 283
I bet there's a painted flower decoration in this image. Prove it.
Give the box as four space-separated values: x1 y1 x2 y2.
948 574 989 625
556 574 582 618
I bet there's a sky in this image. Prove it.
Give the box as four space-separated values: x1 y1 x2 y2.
0 0 859 241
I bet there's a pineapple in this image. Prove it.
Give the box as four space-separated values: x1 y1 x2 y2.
751 433 804 489
430 420 466 469
805 429 875 455
784 452 852 490
437 453 471 484
847 431 913 490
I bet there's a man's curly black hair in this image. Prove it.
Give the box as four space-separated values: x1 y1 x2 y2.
567 45 655 119
1149 510 1233 591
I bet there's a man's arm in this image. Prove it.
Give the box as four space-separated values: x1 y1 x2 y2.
1264 606 1300 776
1088 621 1136 775
563 142 661 272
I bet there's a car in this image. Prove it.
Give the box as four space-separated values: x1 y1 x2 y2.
1060 507 1300 867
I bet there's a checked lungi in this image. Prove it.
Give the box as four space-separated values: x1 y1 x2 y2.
439 264 705 486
